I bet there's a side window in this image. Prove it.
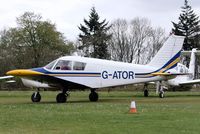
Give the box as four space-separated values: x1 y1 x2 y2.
54 60 72 70
73 62 86 70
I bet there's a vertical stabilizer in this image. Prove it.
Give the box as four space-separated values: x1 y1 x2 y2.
188 48 197 79
148 35 185 70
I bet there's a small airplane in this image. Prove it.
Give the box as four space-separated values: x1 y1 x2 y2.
0 76 15 83
144 48 200 98
0 76 13 80
165 48 200 88
6 35 185 103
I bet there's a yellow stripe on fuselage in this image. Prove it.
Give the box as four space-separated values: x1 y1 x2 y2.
148 57 180 77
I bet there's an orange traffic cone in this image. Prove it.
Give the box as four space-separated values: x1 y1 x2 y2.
129 101 137 113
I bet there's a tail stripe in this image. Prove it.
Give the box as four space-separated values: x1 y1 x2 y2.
135 51 181 78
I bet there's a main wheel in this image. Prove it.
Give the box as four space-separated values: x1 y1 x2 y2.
144 89 149 97
31 92 41 102
159 91 164 98
56 93 67 103
89 92 99 102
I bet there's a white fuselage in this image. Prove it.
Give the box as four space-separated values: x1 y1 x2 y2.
38 56 169 88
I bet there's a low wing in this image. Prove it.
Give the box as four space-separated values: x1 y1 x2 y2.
31 74 89 89
6 69 89 89
5 80 16 83
0 76 14 80
0 76 16 83
179 79 200 86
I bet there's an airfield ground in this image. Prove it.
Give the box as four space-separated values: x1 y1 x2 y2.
0 91 200 134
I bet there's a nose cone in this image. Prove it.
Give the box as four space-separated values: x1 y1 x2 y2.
6 69 43 76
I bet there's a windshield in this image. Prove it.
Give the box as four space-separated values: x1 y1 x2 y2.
44 59 86 71
45 60 57 70
53 60 72 70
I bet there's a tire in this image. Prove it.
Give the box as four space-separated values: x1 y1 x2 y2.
31 92 41 102
89 92 99 102
56 93 67 103
159 92 164 98
144 90 149 97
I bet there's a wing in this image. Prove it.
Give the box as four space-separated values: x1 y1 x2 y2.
6 69 89 89
0 76 14 80
31 74 89 89
0 76 16 83
179 79 200 86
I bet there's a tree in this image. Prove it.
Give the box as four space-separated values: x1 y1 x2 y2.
129 17 152 64
16 12 74 67
109 18 166 64
78 7 111 59
109 19 129 62
172 0 200 79
0 12 74 75
172 0 200 50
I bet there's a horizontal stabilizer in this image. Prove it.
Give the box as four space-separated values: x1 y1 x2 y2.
181 50 200 56
179 79 200 86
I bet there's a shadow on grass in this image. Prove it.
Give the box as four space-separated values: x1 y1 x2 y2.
1 91 200 105
3 98 130 105
160 93 200 98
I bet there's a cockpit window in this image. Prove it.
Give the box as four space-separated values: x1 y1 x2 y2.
73 62 86 70
45 60 57 70
54 60 72 70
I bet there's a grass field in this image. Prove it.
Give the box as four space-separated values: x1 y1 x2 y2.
0 91 200 134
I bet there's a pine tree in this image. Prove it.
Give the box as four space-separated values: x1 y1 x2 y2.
172 0 200 50
78 7 111 59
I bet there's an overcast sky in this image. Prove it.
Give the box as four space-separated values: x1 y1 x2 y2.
0 0 200 40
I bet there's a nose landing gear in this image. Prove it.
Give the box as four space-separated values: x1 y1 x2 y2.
31 91 41 102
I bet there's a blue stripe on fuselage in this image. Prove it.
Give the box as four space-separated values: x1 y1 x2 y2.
31 67 101 75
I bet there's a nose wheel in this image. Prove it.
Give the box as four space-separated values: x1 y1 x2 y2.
31 92 41 102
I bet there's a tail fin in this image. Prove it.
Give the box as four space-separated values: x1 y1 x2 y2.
188 48 197 79
148 35 185 71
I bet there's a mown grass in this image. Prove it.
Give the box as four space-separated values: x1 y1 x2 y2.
0 91 200 134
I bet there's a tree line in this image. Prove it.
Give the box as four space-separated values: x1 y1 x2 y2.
0 0 200 78
75 7 166 64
